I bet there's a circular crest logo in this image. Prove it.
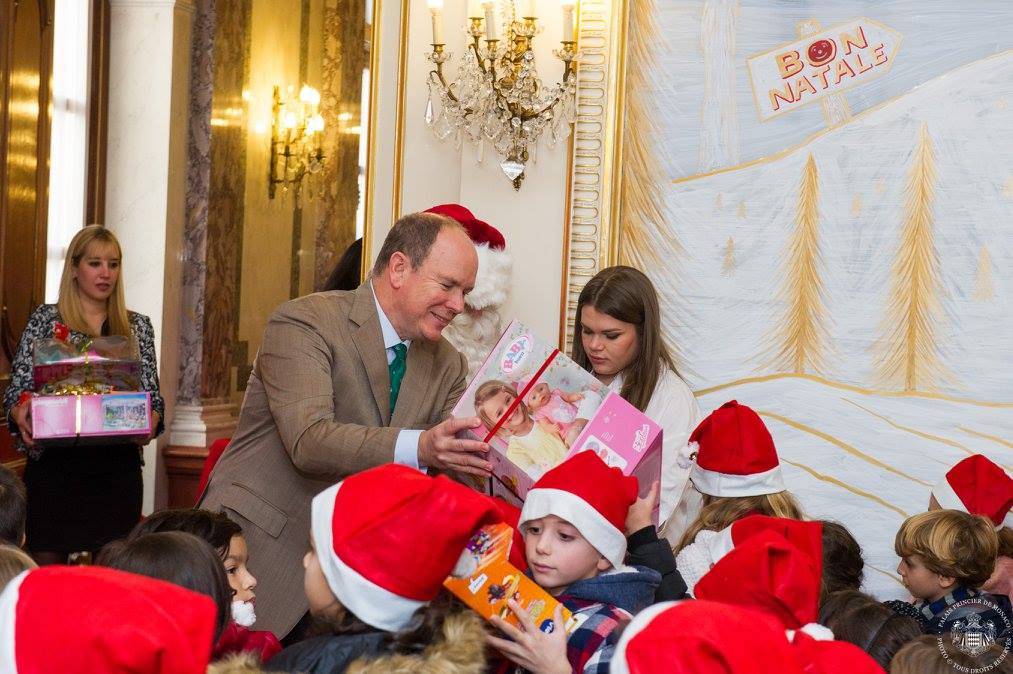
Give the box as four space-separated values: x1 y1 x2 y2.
500 334 532 374
936 597 1011 673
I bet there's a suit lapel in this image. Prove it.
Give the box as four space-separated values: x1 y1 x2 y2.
348 284 392 425
392 340 434 427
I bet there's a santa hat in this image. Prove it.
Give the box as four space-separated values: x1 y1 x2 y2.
694 528 827 636
680 400 786 497
311 463 501 632
425 203 511 310
931 454 1013 530
519 451 638 568
611 600 807 674
677 514 821 594
0 566 216 674
790 631 887 674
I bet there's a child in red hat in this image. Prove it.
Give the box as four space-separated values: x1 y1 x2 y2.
266 464 502 674
929 454 1013 602
486 451 660 674
674 400 805 588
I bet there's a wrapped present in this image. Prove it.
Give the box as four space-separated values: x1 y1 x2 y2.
30 392 152 446
32 334 142 393
453 320 663 512
445 523 577 634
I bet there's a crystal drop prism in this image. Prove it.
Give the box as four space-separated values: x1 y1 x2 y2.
500 160 525 181
425 97 434 126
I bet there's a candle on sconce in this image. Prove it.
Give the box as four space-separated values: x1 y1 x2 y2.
467 0 483 18
482 1 497 40
560 0 575 41
427 0 445 44
521 0 535 17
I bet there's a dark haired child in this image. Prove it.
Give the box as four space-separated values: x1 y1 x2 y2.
0 464 27 547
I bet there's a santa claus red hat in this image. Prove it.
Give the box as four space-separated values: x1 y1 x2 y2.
694 528 825 633
519 451 639 568
681 400 786 497
311 463 501 632
0 566 216 674
425 203 511 311
676 514 822 595
790 631 886 674
491 495 528 571
931 454 1013 530
611 600 807 674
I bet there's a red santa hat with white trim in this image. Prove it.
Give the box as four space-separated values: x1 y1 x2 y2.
425 203 511 311
679 400 786 497
0 565 216 674
678 514 823 595
694 527 829 638
611 600 808 674
519 450 639 569
931 454 1013 530
311 463 502 632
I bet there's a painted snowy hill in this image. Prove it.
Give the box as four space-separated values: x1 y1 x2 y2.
645 52 1013 600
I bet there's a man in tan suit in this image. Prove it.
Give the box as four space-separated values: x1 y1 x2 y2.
199 213 494 637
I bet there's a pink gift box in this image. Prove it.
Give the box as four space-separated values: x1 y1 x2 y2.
30 392 152 446
455 321 662 514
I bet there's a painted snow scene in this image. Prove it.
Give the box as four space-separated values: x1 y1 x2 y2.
623 1 1012 599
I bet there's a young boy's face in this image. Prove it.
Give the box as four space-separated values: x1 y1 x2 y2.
897 554 954 602
522 514 611 596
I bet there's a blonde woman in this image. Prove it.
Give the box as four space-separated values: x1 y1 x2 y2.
3 225 163 564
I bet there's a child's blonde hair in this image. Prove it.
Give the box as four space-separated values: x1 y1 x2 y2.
0 544 37 589
894 510 997 587
473 380 530 435
675 491 805 552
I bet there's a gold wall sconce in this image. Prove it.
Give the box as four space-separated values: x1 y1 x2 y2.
269 84 326 203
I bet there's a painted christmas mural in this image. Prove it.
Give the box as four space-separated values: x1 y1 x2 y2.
622 0 1012 599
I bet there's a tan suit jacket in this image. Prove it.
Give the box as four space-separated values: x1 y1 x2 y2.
199 284 468 637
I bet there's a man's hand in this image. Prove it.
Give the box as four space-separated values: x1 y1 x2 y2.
418 416 492 477
487 600 572 674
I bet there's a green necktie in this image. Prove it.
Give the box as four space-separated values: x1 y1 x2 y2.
388 342 408 412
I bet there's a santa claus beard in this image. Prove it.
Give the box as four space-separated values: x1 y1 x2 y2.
444 306 503 378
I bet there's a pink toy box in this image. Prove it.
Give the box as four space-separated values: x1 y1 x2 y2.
30 392 152 446
453 320 662 512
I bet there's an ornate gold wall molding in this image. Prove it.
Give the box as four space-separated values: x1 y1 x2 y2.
558 0 628 349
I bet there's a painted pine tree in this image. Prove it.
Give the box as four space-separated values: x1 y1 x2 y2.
765 153 828 373
875 123 946 391
973 246 994 302
722 236 736 276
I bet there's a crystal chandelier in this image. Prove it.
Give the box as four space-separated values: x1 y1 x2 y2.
425 0 579 189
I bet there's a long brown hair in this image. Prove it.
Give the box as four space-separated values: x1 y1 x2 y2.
571 266 674 412
675 492 806 552
57 225 131 336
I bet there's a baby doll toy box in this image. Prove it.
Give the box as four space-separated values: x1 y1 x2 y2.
30 392 152 446
453 320 663 510
445 522 578 634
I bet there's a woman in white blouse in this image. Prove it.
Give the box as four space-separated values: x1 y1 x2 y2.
571 266 702 546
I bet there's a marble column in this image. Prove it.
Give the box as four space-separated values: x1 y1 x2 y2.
171 0 250 449
105 0 196 512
